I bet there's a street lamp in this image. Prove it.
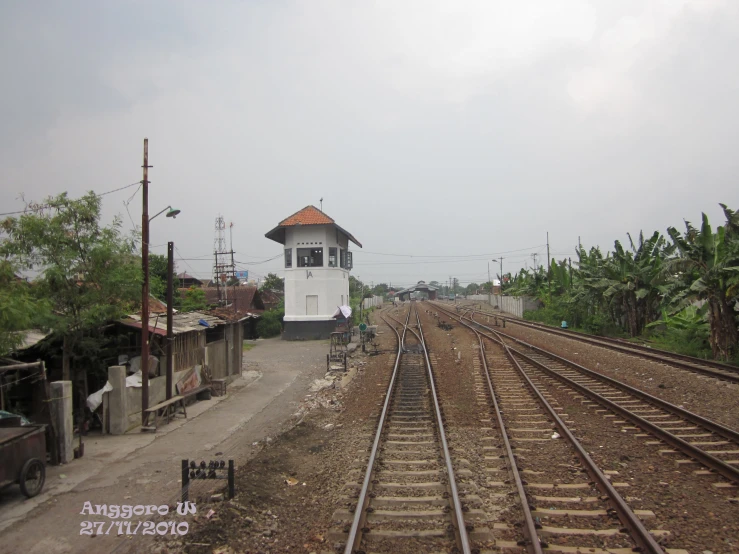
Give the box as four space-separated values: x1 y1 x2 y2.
150 206 181 221
140 137 180 429
492 258 503 298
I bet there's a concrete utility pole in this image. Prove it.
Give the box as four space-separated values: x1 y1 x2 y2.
492 257 503 297
487 262 491 305
547 231 551 304
140 138 151 426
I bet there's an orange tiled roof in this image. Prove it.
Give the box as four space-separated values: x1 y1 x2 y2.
279 206 334 226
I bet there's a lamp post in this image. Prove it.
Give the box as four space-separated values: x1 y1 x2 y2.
140 138 180 427
492 257 503 301
487 262 491 306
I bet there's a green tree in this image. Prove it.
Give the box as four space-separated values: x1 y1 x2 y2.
262 273 284 291
372 283 389 296
149 253 174 301
0 262 47 357
1 192 141 379
180 286 208 312
256 298 284 338
666 205 739 360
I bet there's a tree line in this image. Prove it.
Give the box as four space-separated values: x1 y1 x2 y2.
500 204 739 362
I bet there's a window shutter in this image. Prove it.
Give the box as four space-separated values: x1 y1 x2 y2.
346 251 353 270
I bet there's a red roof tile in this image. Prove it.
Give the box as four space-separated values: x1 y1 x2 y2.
279 206 334 227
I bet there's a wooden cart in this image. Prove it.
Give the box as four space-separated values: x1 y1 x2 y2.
0 424 47 498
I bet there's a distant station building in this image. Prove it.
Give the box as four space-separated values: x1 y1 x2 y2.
395 281 439 301
265 205 362 340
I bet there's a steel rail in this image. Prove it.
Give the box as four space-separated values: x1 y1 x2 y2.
343 308 411 554
473 330 543 553
442 306 666 553
507 347 739 485
445 306 739 485
405 309 472 554
459 313 739 444
463 305 739 382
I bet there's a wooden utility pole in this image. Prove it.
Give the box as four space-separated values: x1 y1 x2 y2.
546 231 551 304
141 138 151 426
166 241 174 400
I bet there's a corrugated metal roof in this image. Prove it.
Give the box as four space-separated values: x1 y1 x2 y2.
17 330 52 350
121 311 227 336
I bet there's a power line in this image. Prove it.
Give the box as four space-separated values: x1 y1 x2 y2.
174 245 201 277
0 182 142 217
233 254 281 265
354 244 547 258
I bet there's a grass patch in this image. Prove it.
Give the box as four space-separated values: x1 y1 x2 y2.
242 342 256 352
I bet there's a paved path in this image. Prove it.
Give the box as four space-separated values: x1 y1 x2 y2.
0 338 328 554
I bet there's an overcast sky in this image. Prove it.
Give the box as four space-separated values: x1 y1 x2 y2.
2 1 737 289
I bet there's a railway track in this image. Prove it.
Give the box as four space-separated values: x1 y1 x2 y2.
436 303 739 486
332 304 474 553
434 302 739 484
419 307 674 553
455 301 739 384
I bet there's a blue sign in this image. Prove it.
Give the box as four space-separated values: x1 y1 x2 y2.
235 271 249 280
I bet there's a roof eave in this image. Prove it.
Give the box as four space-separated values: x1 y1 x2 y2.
264 226 286 245
335 224 362 248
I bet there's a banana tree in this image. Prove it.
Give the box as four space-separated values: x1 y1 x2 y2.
666 205 739 360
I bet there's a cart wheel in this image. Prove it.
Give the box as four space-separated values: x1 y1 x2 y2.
19 458 45 498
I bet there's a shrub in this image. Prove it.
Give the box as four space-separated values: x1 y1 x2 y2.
256 300 284 338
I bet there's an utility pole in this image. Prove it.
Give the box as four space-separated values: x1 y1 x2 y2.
487 262 491 306
140 138 152 426
213 215 235 306
568 257 573 290
531 253 538 269
166 242 174 400
230 222 236 312
547 231 551 304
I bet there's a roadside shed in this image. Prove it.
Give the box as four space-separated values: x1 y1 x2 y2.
105 310 247 433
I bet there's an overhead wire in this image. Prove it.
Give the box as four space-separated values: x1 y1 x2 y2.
0 181 142 217
354 244 546 258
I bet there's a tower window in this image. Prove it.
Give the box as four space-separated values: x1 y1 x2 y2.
297 247 323 267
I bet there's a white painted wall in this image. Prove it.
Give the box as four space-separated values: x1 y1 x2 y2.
361 295 385 309
464 294 540 318
283 225 352 322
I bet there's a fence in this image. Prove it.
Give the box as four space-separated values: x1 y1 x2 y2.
465 294 540 318
361 295 385 309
